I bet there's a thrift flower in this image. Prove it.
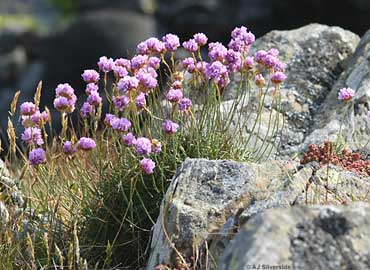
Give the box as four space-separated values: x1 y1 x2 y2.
117 76 139 92
140 158 155 174
29 148 46 166
179 98 192 111
208 42 228 62
20 102 37 116
166 88 183 103
104 114 116 127
78 137 96 151
338 87 355 101
182 57 196 73
135 93 146 109
112 95 130 111
81 69 100 83
183 39 198 52
151 139 162 153
63 141 77 155
145 37 165 53
111 117 131 132
122 132 136 147
162 120 179 134
85 83 99 95
112 65 128 78
98 56 114 73
245 56 254 69
271 71 287 84
87 91 102 106
80 102 95 119
148 57 161 69
115 58 131 69
131 55 148 70
162 33 180 51
21 127 44 145
135 137 152 155
194 33 208 46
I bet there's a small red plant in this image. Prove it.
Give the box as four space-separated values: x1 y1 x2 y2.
300 141 370 176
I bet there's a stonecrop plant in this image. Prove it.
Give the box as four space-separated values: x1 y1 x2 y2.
2 26 286 269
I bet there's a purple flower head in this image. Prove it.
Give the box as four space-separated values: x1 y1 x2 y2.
179 98 192 112
254 50 267 64
245 56 254 69
162 33 180 51
21 127 44 145
117 76 140 92
338 87 355 101
274 61 286 72
111 117 131 132
208 42 228 62
135 137 152 155
183 39 199 52
137 41 149 54
193 33 208 46
145 37 165 53
255 74 265 87
151 139 162 153
78 137 96 151
166 88 183 103
55 83 76 100
54 96 75 113
135 92 147 109
122 132 136 147
29 148 46 166
262 54 279 69
231 26 255 45
115 58 131 69
104 114 116 127
270 71 287 84
148 57 161 69
228 38 244 53
98 56 114 73
226 49 242 72
63 141 77 155
113 95 130 111
267 48 279 57
140 158 155 174
182 57 196 73
80 102 95 119
162 120 179 134
196 61 207 73
87 90 102 106
85 83 99 95
130 55 148 70
205 61 228 82
112 65 128 78
218 74 230 88
81 69 100 83
25 110 48 127
20 102 37 116
137 70 158 89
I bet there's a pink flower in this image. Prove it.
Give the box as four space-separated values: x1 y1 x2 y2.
122 132 136 147
338 87 355 101
81 69 100 83
193 33 208 46
78 137 96 151
20 102 37 116
98 56 114 73
87 91 102 106
113 95 130 111
135 137 152 155
162 120 179 134
111 117 131 132
21 127 44 145
166 88 183 103
140 158 155 174
63 141 77 155
162 33 180 51
29 148 46 166
270 72 287 84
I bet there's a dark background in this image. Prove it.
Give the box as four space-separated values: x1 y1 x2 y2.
0 0 368 130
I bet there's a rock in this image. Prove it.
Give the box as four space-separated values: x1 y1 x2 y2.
303 28 370 151
220 203 370 270
146 158 369 269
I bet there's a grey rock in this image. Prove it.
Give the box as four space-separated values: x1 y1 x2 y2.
147 158 369 269
221 203 370 270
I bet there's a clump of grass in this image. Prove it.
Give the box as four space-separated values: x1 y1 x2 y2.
1 26 287 269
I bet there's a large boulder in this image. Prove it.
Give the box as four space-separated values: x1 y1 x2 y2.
146 158 370 269
221 203 370 270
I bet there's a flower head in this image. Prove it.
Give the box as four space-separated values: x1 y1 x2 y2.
21 127 44 145
82 69 100 83
135 137 152 155
338 87 355 102
113 95 130 111
182 57 196 73
112 65 128 78
122 132 136 147
85 83 99 95
183 39 198 52
29 148 46 166
111 117 131 132
131 55 148 70
104 114 116 127
87 91 102 106
166 88 183 103
140 158 155 174
137 70 157 89
117 76 140 92
208 42 228 62
63 141 77 155
20 102 37 116
145 37 165 53
151 139 162 153
148 57 161 69
80 102 95 119
135 92 146 109
162 120 179 134
270 71 287 84
193 33 208 46
162 34 180 51
245 56 254 69
98 56 114 73
54 96 75 113
178 98 192 111
78 137 96 151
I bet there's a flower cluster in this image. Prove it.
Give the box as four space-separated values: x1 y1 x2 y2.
80 69 102 119
338 87 355 102
20 101 49 165
53 83 77 113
